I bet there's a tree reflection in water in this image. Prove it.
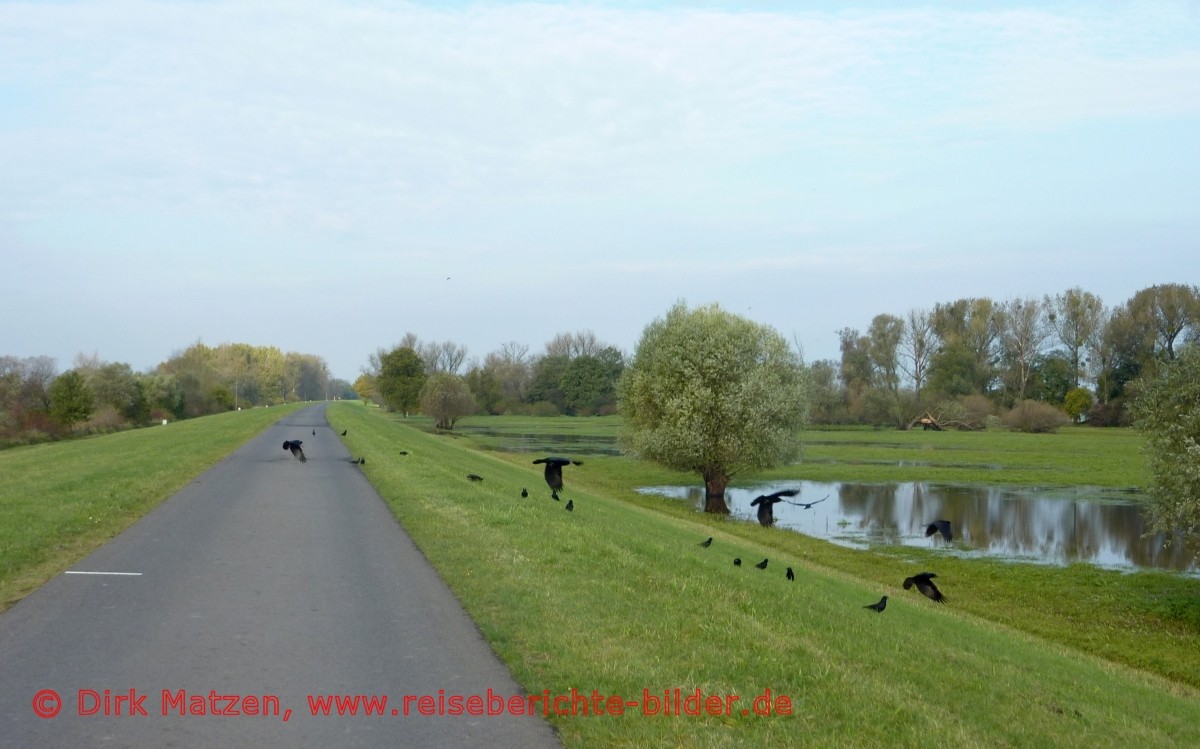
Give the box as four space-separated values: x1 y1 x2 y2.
636 481 1199 574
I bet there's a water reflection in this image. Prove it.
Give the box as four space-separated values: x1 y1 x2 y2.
636 481 1199 575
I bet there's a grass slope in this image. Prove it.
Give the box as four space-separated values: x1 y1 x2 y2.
329 404 1200 749
0 404 306 609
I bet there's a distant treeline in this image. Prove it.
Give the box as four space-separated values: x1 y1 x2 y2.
361 283 1198 432
0 342 355 448
7 282 1194 447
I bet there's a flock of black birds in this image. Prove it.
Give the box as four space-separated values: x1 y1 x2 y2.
704 498 954 611
291 429 953 609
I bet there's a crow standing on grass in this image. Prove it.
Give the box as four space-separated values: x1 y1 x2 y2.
283 440 306 462
786 567 795 581
699 537 713 548
864 596 888 612
903 572 947 603
532 456 582 500
749 489 799 527
755 558 768 570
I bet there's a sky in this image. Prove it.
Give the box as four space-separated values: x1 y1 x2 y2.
2 0 1198 382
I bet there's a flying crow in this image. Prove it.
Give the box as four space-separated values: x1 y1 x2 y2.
283 440 306 462
532 456 582 500
903 572 947 603
749 489 800 527
864 595 888 612
788 495 828 510
925 520 954 542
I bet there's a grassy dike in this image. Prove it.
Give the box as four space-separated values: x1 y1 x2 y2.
328 403 1200 749
0 403 306 610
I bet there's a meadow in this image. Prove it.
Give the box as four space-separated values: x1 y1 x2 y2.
328 404 1200 748
3 403 1197 747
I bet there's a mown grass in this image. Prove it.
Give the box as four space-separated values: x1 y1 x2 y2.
330 404 1200 748
0 403 306 610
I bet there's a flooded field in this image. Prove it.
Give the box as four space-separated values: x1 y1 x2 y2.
637 481 1198 574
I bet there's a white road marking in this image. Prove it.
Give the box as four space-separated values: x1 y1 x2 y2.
64 571 143 576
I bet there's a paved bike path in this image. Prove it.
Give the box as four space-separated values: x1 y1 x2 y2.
0 404 562 748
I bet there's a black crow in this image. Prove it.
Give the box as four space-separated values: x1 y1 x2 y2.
350 458 363 465
282 440 306 462
749 489 800 527
565 499 574 511
340 429 347 436
532 456 582 500
786 567 795 581
467 474 484 482
312 429 316 436
699 537 713 548
398 451 409 456
755 558 768 570
733 558 742 566
864 595 888 612
925 519 953 542
903 572 947 603
521 488 528 498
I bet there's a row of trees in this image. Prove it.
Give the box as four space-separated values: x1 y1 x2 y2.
0 343 353 447
819 283 1200 428
357 284 1197 433
359 331 626 423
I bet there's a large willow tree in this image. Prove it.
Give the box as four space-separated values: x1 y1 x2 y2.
1131 343 1200 558
618 302 808 514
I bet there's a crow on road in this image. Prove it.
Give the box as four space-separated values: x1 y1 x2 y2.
283 441 306 462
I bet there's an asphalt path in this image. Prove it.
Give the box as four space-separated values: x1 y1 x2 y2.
0 404 562 748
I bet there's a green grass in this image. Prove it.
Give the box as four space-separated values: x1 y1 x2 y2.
784 426 1147 488
0 403 306 609
330 405 1200 749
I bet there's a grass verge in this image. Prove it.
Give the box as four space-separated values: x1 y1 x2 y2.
329 404 1200 749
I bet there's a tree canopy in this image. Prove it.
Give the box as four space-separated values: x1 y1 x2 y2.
1131 343 1200 558
618 302 808 514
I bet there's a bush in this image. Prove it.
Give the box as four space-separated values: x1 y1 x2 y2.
1063 387 1094 422
1001 400 1070 433
1086 400 1130 427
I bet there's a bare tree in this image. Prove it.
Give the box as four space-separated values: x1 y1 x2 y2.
544 330 602 359
1045 287 1104 389
998 297 1051 402
420 340 469 374
900 308 936 404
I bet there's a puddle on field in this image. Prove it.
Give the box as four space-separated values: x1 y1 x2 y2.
636 481 1198 575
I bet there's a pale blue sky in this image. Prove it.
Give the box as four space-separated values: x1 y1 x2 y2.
2 0 1197 381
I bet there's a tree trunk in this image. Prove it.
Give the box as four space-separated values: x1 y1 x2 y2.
704 472 731 514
